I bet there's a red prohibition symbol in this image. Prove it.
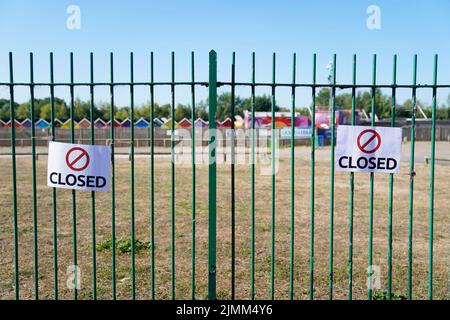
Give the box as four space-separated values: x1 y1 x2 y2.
357 129 381 154
66 147 90 171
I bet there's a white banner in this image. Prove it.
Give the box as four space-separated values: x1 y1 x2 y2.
336 125 402 174
47 141 111 191
280 127 312 139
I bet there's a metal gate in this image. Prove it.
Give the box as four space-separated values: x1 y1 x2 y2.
0 50 447 300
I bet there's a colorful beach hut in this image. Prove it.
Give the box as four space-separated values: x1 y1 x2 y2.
153 118 164 128
94 118 106 128
218 118 232 128
21 118 32 128
54 119 64 127
178 118 192 128
134 117 149 128
105 119 121 128
120 118 131 127
162 118 179 129
194 118 208 128
77 118 91 128
35 119 50 129
4 120 23 128
61 119 77 129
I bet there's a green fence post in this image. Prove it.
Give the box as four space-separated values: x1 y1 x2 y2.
368 54 377 300
208 50 217 300
387 54 397 300
328 54 336 300
191 51 196 300
149 52 155 300
29 52 39 300
428 54 438 300
129 52 136 300
289 52 296 300
69 52 78 301
250 52 256 300
230 52 236 300
170 51 176 300
8 52 19 300
109 52 117 300
348 54 356 300
407 54 418 300
89 52 97 300
270 52 276 300
309 53 316 300
49 52 58 300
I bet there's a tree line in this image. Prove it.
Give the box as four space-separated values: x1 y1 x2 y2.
0 90 449 123
315 88 450 119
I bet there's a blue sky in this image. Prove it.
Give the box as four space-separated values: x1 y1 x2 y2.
0 0 449 109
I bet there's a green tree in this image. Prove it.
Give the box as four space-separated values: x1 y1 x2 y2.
355 89 391 119
136 103 150 120
196 100 209 121
115 107 130 121
174 103 191 121
155 103 171 119
197 92 245 121
16 103 31 120
296 108 311 116
436 104 450 120
397 98 431 119
216 92 245 120
335 93 353 109
0 99 18 121
98 102 115 121
74 98 101 120
316 88 331 107
242 94 278 113
39 102 69 120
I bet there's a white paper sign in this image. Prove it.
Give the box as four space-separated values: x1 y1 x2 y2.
47 141 111 191
336 125 402 174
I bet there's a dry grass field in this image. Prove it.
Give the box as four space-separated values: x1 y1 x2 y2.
0 145 449 300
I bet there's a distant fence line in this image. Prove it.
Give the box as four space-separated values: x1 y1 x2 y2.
401 125 450 141
0 125 449 148
0 127 308 148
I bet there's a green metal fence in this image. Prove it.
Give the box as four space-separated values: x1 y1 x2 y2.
0 50 447 300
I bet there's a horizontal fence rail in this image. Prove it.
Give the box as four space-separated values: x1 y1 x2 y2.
0 51 447 300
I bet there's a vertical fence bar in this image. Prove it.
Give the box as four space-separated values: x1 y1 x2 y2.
348 54 356 300
9 52 19 300
289 53 296 300
69 52 78 300
170 51 176 300
387 54 397 300
191 51 196 300
208 50 217 300
407 54 418 300
149 52 155 300
129 52 136 300
270 52 276 300
250 52 256 300
49 52 58 300
368 54 377 300
428 54 438 300
109 52 117 300
309 54 316 300
328 54 336 300
89 52 97 300
29 52 39 300
230 52 236 300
